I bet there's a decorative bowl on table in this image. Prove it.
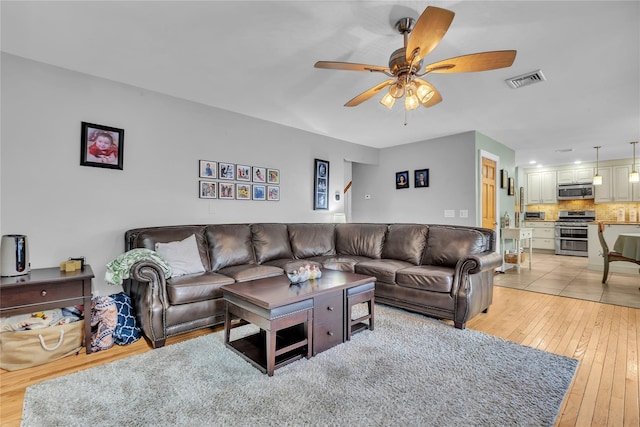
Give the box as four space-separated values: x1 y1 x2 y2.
286 263 322 285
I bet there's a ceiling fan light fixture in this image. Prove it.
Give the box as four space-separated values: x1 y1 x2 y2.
380 93 396 109
389 83 405 99
404 90 419 110
416 84 434 103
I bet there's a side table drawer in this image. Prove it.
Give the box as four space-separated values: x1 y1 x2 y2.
0 281 84 309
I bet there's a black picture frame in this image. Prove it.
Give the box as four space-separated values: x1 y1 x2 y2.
80 122 124 170
508 177 515 196
501 169 508 189
314 159 329 210
396 171 409 189
414 169 429 188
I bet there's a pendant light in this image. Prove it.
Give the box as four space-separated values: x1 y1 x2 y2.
630 141 639 183
593 146 602 186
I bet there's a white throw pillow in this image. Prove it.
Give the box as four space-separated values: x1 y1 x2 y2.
155 234 205 277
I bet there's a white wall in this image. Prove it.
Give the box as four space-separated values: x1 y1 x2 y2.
351 132 478 225
0 54 378 295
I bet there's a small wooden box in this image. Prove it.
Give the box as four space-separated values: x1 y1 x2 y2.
505 252 525 263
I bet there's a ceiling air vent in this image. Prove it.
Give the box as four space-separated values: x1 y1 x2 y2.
505 69 546 89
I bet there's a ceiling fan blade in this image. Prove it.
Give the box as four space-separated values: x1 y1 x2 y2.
414 79 443 108
345 80 394 107
424 50 517 74
405 6 455 63
314 61 389 73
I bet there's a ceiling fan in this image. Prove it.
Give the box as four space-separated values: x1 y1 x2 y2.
314 6 517 111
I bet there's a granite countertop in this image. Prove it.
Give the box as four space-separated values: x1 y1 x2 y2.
588 221 640 225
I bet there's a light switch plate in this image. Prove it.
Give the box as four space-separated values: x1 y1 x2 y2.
444 210 455 218
459 210 468 218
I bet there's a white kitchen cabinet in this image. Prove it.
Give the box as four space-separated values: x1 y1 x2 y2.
613 165 633 202
632 163 640 201
594 166 632 203
594 167 612 202
522 221 555 250
526 171 557 204
557 168 594 185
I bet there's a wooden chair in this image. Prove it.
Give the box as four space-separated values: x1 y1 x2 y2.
597 221 640 283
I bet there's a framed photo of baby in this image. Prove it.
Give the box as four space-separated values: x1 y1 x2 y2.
80 122 124 170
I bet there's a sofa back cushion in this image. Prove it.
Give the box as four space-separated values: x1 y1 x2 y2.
251 223 294 263
288 224 336 259
422 225 489 268
381 224 428 265
336 223 387 259
205 224 255 271
131 226 210 271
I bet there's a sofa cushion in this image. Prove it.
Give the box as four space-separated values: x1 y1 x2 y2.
381 224 428 265
288 224 336 259
319 256 359 272
206 224 256 271
155 234 205 277
336 223 388 259
166 272 235 305
422 225 489 268
133 226 210 272
217 264 283 283
251 223 294 263
355 259 415 284
395 265 455 293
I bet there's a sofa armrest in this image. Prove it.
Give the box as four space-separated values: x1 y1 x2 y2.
127 261 170 345
457 251 503 276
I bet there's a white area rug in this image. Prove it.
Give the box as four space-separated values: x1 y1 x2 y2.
22 306 578 426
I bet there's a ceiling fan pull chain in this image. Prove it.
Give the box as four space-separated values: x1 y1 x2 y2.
404 109 408 126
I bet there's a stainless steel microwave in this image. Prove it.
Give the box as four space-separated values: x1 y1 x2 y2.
557 183 595 200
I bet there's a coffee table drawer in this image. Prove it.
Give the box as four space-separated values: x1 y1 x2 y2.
314 321 343 354
313 292 344 354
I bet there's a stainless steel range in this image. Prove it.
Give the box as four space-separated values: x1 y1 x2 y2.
555 210 596 257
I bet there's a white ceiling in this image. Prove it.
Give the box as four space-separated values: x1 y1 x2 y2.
2 1 638 168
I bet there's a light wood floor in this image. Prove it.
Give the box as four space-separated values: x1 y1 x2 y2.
2 270 639 426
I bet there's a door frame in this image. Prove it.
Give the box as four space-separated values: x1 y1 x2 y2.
479 150 501 254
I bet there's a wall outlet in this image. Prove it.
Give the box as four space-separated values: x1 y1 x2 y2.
364 194 371 200
444 210 455 218
459 210 468 218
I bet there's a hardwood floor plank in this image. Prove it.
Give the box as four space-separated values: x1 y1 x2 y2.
593 305 621 425
624 309 640 426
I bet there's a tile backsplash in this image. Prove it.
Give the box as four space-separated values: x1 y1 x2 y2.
526 201 640 221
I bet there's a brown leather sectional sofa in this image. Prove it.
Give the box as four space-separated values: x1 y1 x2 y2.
124 223 502 348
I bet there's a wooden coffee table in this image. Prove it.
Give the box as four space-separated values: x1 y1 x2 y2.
222 270 375 376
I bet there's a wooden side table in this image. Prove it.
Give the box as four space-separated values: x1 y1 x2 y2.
0 266 94 354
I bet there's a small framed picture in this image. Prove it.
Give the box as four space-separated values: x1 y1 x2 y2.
253 166 266 183
501 169 509 189
396 171 409 189
414 169 429 188
199 160 217 179
199 181 217 199
236 183 251 200
267 168 280 184
219 182 235 199
314 159 329 210
267 185 280 201
219 162 235 180
508 177 515 196
253 185 266 201
80 122 124 170
236 164 251 181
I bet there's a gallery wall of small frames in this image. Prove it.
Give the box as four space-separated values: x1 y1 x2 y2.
198 160 280 201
